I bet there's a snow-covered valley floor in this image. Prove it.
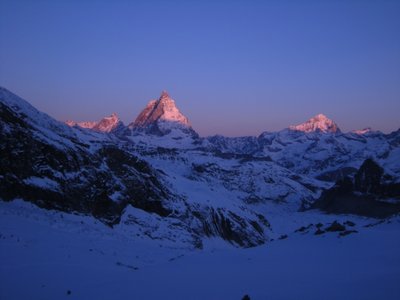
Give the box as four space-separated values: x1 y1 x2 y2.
1 200 399 300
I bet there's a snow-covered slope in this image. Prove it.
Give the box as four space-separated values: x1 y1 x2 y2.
1 200 399 300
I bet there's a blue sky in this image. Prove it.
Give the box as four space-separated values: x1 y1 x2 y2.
1 0 399 136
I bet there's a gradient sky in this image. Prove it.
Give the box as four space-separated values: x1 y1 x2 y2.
1 0 399 136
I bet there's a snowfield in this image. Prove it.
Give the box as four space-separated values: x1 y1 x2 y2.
1 200 399 300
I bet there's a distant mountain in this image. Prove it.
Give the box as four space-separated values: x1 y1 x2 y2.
92 113 124 133
129 91 198 137
289 114 340 133
205 128 400 183
65 120 97 129
352 128 374 135
66 113 124 133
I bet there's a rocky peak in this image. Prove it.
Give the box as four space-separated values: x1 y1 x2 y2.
65 113 123 133
93 113 123 133
129 91 192 134
289 113 340 133
160 90 170 100
65 120 97 129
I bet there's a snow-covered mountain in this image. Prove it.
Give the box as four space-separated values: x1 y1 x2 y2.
1 86 400 250
128 91 198 138
2 86 400 299
0 87 275 248
66 113 124 133
204 127 400 183
93 113 124 133
289 113 340 133
3 81 400 300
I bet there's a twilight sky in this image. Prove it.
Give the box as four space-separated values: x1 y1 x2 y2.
0 0 399 137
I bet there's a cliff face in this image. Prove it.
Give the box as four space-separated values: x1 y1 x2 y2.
311 159 400 218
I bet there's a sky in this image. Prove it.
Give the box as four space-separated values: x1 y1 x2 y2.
0 0 399 137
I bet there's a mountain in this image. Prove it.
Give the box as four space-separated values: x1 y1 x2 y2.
66 113 124 133
212 129 400 182
129 91 197 137
0 86 272 248
203 114 400 183
289 113 340 133
2 86 400 299
65 120 97 129
92 113 124 133
1 86 400 251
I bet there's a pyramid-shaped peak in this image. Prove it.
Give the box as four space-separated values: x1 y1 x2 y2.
129 91 194 136
160 90 170 100
313 113 329 120
289 113 340 133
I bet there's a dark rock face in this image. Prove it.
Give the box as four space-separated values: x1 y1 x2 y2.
192 207 269 247
311 159 400 218
325 221 346 232
354 158 383 194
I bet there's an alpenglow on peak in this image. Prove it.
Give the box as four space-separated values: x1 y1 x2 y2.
65 112 123 133
289 113 340 133
130 91 191 129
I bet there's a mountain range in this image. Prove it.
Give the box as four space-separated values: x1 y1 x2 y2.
1 86 400 249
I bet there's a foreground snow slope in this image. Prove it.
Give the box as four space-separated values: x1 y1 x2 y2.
1 200 399 300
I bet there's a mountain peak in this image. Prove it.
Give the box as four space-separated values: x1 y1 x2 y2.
129 91 193 135
160 90 170 100
314 113 329 120
93 113 123 133
289 113 340 133
65 113 123 133
65 120 97 129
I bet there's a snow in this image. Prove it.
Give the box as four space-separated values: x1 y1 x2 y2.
66 113 122 133
1 200 399 300
23 176 60 191
65 120 97 129
289 113 340 133
0 87 77 143
352 127 373 135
